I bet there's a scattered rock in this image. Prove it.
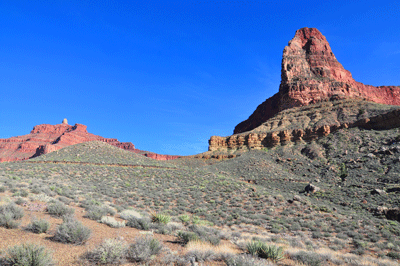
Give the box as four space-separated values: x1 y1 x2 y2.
305 183 320 194
371 189 387 195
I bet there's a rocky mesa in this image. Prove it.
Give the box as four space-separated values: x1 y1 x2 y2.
209 27 400 152
0 120 179 162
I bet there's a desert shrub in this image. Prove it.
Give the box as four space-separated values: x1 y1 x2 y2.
57 196 72 205
5 243 54 266
225 254 275 266
126 236 162 262
85 205 109 221
289 250 323 266
0 203 24 229
185 225 222 245
47 201 74 217
19 189 29 197
151 212 170 224
0 203 24 219
246 241 284 262
0 212 20 229
126 217 151 230
179 214 191 224
246 240 265 256
53 217 91 245
0 186 6 192
387 251 400 260
259 245 284 262
177 231 199 244
26 218 50 233
100 216 126 228
14 197 27 206
119 209 142 220
185 249 216 262
85 238 128 265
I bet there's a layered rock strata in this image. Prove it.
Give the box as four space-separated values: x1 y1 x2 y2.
209 99 400 152
0 123 179 161
234 27 400 134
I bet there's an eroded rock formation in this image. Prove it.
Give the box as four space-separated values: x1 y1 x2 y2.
209 99 400 152
234 27 400 134
0 122 179 161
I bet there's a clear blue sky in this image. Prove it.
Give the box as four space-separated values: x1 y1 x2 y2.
1 1 399 155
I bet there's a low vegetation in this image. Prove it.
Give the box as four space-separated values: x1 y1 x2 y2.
1 125 400 265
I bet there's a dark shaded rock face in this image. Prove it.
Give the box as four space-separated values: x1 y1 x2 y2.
234 27 400 134
0 123 179 161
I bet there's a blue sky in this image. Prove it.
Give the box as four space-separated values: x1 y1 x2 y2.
1 1 399 155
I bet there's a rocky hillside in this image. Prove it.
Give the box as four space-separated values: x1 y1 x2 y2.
0 120 179 162
208 28 400 152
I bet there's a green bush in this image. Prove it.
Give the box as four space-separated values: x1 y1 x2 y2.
85 238 127 265
0 203 24 229
290 250 323 266
246 241 284 262
47 201 74 217
27 218 50 234
258 244 284 262
127 236 162 262
177 231 199 244
0 203 24 219
179 214 191 224
151 212 170 224
84 205 109 221
5 243 54 266
53 217 91 245
0 212 20 229
126 217 150 230
246 241 265 257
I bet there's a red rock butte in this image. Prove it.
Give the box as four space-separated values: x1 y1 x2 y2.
0 122 179 162
234 27 400 134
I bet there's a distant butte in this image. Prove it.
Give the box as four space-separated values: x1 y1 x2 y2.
234 27 400 134
0 121 179 162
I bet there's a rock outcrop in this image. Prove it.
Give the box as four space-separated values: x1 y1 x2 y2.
208 27 400 153
234 27 400 134
209 99 400 152
0 122 179 161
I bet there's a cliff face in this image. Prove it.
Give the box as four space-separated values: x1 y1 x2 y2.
234 28 400 134
209 101 400 152
0 123 179 161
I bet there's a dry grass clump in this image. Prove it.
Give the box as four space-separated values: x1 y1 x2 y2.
185 240 239 262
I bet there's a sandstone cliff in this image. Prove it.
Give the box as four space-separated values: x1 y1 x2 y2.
209 99 400 152
0 123 179 161
234 28 400 134
207 28 400 153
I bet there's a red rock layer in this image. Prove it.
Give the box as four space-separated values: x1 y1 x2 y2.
0 123 179 161
234 27 400 134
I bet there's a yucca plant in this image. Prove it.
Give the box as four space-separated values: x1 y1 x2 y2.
246 241 284 262
259 244 284 262
150 212 170 224
246 240 265 257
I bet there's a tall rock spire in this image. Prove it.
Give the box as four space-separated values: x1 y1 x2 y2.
234 27 400 134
